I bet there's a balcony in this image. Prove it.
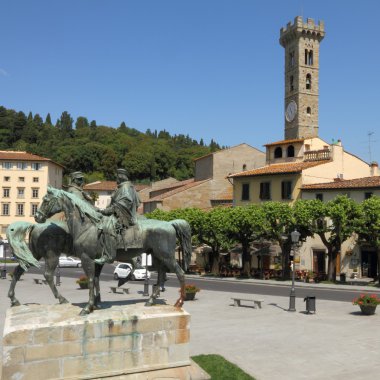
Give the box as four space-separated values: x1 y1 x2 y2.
304 149 331 162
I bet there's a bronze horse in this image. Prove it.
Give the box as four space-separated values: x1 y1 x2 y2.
6 220 103 307
35 187 192 315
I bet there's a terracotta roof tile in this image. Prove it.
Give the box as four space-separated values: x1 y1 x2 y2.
145 179 210 202
0 150 64 167
84 181 148 192
228 160 330 178
152 178 194 191
302 176 380 190
264 138 305 147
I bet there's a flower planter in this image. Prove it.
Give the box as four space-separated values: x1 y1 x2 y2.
359 305 377 315
78 282 88 289
185 292 196 301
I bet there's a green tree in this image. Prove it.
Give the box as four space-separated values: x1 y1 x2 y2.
45 113 52 125
56 111 74 138
261 202 294 279
75 116 89 130
226 205 266 275
317 195 361 281
356 196 380 284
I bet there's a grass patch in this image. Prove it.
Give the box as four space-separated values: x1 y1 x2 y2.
192 354 255 380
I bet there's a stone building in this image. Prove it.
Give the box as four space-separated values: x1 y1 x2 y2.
0 151 63 239
143 143 265 213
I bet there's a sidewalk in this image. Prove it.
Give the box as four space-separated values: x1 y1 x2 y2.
1 272 380 380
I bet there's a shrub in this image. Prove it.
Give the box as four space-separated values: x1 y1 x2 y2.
352 294 380 306
185 284 200 293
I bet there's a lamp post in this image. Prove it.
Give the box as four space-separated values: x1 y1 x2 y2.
288 229 301 312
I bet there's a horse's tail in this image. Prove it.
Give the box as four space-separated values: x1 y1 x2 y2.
170 219 192 271
6 221 40 271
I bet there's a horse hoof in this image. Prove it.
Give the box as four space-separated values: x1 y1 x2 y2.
145 301 154 307
11 301 21 307
79 308 91 316
174 300 184 308
59 298 69 304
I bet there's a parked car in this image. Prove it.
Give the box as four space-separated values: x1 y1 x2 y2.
59 256 82 268
113 263 150 281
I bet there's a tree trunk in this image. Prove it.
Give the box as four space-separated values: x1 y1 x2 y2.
242 241 251 276
209 249 220 275
327 248 338 282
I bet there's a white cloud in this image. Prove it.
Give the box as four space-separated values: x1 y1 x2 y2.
0 68 9 77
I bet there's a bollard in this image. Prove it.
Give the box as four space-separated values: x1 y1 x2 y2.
1 268 6 279
56 267 61 286
143 278 150 296
304 296 316 314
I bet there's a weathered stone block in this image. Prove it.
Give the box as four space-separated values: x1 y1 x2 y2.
2 303 192 380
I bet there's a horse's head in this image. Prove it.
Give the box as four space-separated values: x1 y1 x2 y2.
35 186 63 223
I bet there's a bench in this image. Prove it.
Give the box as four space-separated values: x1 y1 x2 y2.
110 287 129 294
231 297 264 309
34 278 48 285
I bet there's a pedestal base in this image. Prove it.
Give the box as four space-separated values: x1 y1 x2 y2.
2 303 209 380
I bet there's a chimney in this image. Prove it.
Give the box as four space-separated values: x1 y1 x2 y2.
370 161 378 176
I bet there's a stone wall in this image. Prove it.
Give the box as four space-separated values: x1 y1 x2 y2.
2 303 195 380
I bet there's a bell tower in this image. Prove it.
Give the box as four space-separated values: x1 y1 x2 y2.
280 16 325 140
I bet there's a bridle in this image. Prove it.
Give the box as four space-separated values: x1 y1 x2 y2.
35 194 58 221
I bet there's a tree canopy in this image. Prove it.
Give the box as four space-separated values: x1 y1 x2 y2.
0 105 225 182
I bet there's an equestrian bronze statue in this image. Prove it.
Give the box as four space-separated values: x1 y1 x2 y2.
34 187 192 315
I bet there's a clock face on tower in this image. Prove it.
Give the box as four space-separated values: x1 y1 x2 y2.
285 100 297 122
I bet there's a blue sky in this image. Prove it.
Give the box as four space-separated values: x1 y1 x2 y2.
1 0 380 164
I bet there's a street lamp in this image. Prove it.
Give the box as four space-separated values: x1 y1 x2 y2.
288 229 301 312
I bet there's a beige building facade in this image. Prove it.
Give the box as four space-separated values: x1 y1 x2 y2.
0 151 64 239
143 143 265 213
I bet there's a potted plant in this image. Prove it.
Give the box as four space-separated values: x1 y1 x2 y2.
184 284 200 301
353 294 380 315
76 275 89 289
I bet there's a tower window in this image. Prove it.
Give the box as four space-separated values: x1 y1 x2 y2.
274 147 283 158
289 75 294 91
307 107 311 115
306 74 311 90
242 164 247 171
308 50 313 65
305 49 308 65
289 51 295 67
287 145 295 157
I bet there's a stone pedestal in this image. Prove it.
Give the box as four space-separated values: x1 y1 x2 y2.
2 303 209 380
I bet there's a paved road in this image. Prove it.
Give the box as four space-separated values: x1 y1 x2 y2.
26 263 380 304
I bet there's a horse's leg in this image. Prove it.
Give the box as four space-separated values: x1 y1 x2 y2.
8 265 25 307
172 261 186 308
145 262 165 306
80 255 96 315
94 263 103 307
44 255 68 304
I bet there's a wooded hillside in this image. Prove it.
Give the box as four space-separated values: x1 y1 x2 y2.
0 106 223 182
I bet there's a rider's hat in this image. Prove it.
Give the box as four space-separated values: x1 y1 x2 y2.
70 171 84 180
116 168 128 177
